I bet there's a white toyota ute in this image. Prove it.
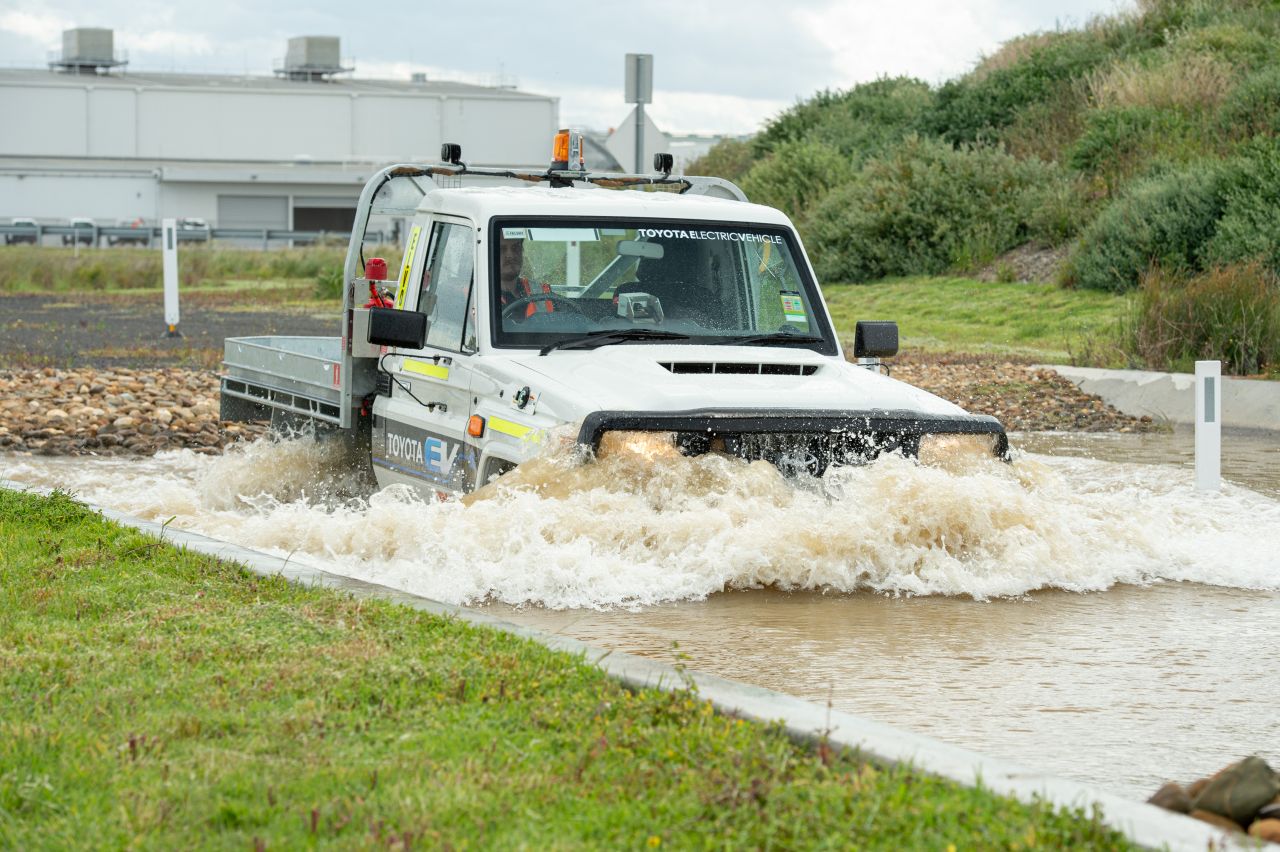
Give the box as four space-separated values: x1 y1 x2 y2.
220 134 1007 498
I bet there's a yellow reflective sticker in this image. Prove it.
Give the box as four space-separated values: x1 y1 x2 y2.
394 225 422 309
402 359 449 380
758 240 772 273
488 416 533 439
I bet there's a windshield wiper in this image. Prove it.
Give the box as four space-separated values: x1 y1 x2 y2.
717 332 826 347
540 329 691 355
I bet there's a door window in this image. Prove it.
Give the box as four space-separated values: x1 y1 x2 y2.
417 222 474 352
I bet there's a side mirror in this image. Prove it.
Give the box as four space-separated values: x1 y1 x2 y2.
854 321 898 358
368 307 427 349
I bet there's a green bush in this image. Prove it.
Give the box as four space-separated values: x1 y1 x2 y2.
739 141 854 223
926 30 1118 144
752 77 933 163
807 136 1050 282
1064 163 1228 291
1129 261 1280 374
683 138 755 182
314 266 345 300
1068 106 1209 191
1203 137 1280 269
1217 65 1280 139
1019 173 1097 245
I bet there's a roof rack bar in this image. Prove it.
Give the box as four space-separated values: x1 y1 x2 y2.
385 162 748 202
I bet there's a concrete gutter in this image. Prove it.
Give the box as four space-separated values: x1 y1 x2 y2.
1041 365 1280 432
1 478 1250 852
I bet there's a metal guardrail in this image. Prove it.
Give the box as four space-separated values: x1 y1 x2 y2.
0 224 389 247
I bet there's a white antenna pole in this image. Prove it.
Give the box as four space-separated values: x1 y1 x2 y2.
162 218 181 338
1195 360 1220 491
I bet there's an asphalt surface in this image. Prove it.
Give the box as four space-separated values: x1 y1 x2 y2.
0 293 335 369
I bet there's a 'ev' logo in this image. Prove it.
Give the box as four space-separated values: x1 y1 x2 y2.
424 437 459 475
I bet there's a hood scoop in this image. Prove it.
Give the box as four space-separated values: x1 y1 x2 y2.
659 361 819 376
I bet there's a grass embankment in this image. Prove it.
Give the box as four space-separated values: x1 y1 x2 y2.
0 489 1131 848
824 277 1127 363
691 0 1280 375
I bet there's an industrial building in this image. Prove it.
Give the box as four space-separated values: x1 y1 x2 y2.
0 29 561 234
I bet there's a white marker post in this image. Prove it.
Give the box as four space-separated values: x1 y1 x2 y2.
1195 360 1221 492
161 218 181 338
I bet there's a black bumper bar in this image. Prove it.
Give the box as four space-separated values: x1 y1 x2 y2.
577 408 1009 458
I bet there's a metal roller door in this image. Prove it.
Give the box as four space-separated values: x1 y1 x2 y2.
216 195 288 230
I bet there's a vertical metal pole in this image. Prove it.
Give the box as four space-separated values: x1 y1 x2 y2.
162 218 181 338
566 240 581 288
1195 360 1220 491
635 102 645 173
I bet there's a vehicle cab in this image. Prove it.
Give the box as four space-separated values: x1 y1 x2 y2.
360 137 1006 496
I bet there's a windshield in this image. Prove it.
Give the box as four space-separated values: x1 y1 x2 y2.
489 219 836 354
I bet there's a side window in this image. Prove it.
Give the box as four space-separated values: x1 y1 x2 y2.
417 222 474 352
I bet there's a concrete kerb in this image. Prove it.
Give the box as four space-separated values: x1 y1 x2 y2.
1040 365 1280 432
1 478 1249 852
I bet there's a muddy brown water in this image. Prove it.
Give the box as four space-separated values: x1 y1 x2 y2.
2 427 1277 799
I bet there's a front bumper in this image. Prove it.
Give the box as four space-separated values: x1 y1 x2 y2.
578 408 1008 474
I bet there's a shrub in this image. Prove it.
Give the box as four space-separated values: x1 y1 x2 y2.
739 141 854 223
314 266 345 301
1001 80 1091 163
1019 174 1097 245
683 138 755 183
752 77 934 163
926 29 1117 144
1217 66 1280 140
1129 261 1280 374
1064 163 1228 291
1068 106 1211 191
1170 22 1277 70
1203 137 1280 269
807 136 1050 282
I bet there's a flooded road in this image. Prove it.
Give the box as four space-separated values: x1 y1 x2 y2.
3 427 1278 799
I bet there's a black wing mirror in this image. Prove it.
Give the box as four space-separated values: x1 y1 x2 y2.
854 321 898 358
367 307 427 349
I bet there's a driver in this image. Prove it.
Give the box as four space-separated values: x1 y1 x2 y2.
498 236 555 319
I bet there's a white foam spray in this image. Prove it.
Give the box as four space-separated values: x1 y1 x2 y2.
4 433 1278 609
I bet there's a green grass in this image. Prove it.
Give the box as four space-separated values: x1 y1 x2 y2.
823 276 1129 362
0 245 355 295
0 489 1132 849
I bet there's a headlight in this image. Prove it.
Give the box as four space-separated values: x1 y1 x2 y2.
917 432 999 467
596 430 681 461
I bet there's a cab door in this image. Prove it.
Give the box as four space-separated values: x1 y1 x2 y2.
372 218 481 496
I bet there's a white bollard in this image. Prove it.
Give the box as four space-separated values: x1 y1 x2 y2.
1194 360 1221 492
161 218 181 338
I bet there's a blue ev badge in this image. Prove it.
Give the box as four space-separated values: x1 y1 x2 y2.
371 416 478 492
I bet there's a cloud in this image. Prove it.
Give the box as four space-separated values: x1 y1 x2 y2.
796 0 1024 85
118 29 214 55
0 10 74 45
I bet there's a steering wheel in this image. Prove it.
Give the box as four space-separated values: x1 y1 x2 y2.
501 292 588 319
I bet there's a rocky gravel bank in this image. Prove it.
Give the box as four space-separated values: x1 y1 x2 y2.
891 356 1157 433
0 359 1153 458
0 368 265 456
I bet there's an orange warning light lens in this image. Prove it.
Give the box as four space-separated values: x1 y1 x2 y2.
467 415 485 437
551 129 570 167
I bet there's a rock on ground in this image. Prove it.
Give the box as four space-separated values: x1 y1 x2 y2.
0 359 1155 459
0 367 266 457
887 354 1157 433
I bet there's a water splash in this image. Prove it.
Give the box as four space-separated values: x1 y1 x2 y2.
3 433 1278 609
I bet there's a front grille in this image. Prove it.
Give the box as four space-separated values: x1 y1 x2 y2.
676 429 918 476
659 362 818 376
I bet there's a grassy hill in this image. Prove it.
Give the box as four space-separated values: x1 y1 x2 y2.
689 0 1280 374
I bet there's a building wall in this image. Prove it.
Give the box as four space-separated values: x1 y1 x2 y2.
0 170 158 221
1 79 558 166
0 73 559 226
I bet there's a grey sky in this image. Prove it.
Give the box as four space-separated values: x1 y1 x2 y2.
1 0 1132 134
